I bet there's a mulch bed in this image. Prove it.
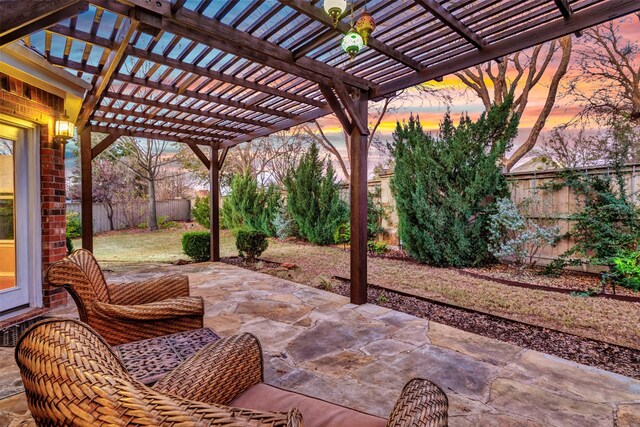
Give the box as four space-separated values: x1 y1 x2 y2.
221 256 281 271
329 279 640 380
464 264 640 298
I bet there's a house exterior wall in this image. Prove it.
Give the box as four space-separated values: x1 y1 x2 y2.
0 72 67 309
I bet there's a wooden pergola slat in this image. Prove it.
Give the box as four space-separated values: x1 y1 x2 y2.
414 0 487 49
0 0 87 46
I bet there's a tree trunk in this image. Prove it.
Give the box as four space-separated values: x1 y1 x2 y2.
105 203 115 231
148 179 158 231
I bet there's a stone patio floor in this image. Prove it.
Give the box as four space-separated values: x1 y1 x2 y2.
1 262 640 426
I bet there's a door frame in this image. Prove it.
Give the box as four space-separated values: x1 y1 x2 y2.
0 115 42 318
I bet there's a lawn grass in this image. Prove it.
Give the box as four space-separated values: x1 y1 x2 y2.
77 227 640 350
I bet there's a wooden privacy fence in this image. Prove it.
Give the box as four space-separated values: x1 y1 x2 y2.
370 163 640 264
67 199 191 234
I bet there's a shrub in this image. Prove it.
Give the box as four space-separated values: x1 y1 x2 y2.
182 231 210 262
192 195 210 228
389 98 518 267
333 223 350 248
488 197 560 270
273 202 297 239
556 171 640 265
66 211 82 239
367 241 388 255
158 216 177 229
285 143 348 245
236 229 268 262
607 249 640 292
66 235 73 255
367 188 387 239
221 173 280 236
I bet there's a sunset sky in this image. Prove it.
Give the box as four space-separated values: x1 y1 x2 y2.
313 16 640 176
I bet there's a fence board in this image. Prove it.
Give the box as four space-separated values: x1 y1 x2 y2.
67 199 191 234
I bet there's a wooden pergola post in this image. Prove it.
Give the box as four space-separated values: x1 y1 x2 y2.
209 142 220 262
349 90 369 304
80 126 93 252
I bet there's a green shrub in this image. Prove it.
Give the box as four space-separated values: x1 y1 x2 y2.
192 195 211 228
608 250 640 292
158 216 177 229
236 229 268 262
221 173 280 236
333 223 350 248
66 235 73 255
66 211 82 239
182 231 210 262
285 143 348 245
389 98 518 267
367 188 387 239
367 241 388 255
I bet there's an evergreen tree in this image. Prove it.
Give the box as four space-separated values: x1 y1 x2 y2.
221 172 280 236
285 143 347 245
389 98 519 266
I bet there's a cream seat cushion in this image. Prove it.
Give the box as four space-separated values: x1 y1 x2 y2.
232 383 387 427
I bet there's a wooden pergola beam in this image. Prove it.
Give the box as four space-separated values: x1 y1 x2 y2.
372 0 640 99
185 141 210 170
104 92 269 128
76 16 139 126
348 91 369 305
91 132 121 159
126 46 325 109
209 142 220 262
332 80 369 136
414 0 487 49
222 105 334 148
0 0 87 46
553 0 573 19
280 0 424 71
80 126 93 252
92 116 227 140
319 84 353 134
91 125 211 145
115 73 296 120
96 106 245 136
156 9 373 90
218 147 229 169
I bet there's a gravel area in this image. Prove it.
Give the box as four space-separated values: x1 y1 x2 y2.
328 280 640 380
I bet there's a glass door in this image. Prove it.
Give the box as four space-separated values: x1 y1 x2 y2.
0 129 29 313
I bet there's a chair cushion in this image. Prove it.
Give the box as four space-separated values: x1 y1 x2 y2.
231 383 387 427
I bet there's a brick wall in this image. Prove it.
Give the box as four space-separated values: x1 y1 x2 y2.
0 73 68 308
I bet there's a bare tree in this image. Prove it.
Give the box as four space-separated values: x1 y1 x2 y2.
302 87 451 180
569 17 640 124
534 126 603 169
111 137 180 231
455 36 573 171
177 128 312 192
535 119 640 169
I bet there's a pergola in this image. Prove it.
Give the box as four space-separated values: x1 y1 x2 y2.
1 0 637 304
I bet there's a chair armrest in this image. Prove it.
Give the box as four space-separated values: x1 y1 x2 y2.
387 379 448 427
153 333 264 406
108 274 190 305
94 296 204 321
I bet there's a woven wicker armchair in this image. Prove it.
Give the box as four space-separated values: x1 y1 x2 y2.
16 319 448 427
154 330 449 427
16 318 302 426
46 249 204 345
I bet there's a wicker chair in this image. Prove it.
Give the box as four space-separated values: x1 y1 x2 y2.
46 249 204 345
16 318 301 426
16 318 448 427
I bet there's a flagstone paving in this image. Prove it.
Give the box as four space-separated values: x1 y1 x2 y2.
1 261 639 426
